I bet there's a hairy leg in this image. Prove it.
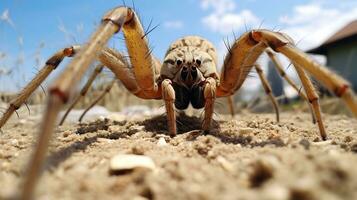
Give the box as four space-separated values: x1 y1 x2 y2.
62 42 162 125
218 29 356 139
249 30 357 117
293 63 327 140
98 47 158 99
20 7 133 199
59 64 104 125
227 96 235 117
161 79 176 136
0 46 79 128
266 49 316 123
217 32 267 97
78 79 116 122
122 10 161 97
202 77 217 133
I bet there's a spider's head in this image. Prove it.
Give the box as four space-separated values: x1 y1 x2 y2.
174 57 204 88
161 48 216 89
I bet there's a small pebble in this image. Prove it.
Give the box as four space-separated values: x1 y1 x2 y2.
216 156 234 172
97 138 113 143
157 137 167 146
110 154 156 173
239 128 254 135
10 139 18 147
263 184 289 200
312 140 332 146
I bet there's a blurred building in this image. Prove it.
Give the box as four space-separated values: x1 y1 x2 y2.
307 20 357 91
267 61 284 97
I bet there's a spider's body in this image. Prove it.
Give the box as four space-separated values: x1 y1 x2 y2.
0 6 356 199
161 36 218 110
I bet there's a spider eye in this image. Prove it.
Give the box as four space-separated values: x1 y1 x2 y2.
176 60 182 66
195 59 201 66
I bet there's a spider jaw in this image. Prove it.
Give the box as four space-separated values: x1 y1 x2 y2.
173 63 204 89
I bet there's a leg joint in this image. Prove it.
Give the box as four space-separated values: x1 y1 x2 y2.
334 84 349 97
9 103 20 110
46 55 64 68
161 80 175 101
267 41 288 52
264 87 272 94
49 88 69 103
309 96 319 104
102 7 134 31
204 78 217 99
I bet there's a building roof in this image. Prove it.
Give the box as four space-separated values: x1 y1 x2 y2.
307 20 357 54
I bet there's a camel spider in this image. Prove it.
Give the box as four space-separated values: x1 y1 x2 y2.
0 6 356 199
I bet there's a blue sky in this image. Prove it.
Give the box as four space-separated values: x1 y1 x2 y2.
1 0 357 92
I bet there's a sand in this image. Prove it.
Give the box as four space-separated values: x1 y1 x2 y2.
1 107 357 200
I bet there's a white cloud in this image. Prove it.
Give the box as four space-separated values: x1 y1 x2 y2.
163 20 184 29
202 10 260 35
279 2 357 50
200 0 260 35
200 0 236 14
199 0 261 92
0 9 15 28
198 0 357 94
280 4 338 25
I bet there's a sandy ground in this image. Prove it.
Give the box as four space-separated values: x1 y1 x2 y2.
1 105 357 200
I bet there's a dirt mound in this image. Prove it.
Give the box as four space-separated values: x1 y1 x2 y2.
1 112 357 200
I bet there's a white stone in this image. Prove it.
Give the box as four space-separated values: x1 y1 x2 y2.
110 154 156 172
10 139 18 147
217 156 234 172
238 127 254 135
157 137 168 146
263 184 289 200
312 140 332 146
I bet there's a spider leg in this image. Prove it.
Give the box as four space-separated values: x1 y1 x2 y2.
20 7 133 199
0 46 79 128
78 79 116 122
98 47 155 99
217 29 357 140
161 79 176 136
73 44 163 123
59 64 104 125
216 31 267 97
255 64 280 122
121 10 161 97
250 30 357 117
103 12 180 135
293 63 327 140
61 43 157 125
202 77 217 133
227 96 235 117
266 49 316 124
